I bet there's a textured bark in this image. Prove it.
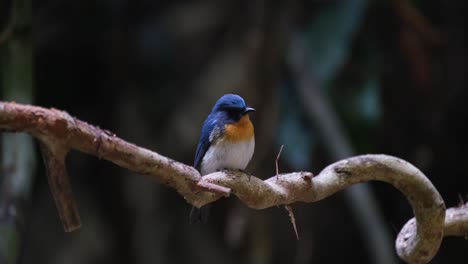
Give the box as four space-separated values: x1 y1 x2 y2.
39 142 80 232
0 101 466 263
444 202 468 237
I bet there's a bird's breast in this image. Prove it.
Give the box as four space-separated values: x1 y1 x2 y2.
200 138 255 175
223 115 254 142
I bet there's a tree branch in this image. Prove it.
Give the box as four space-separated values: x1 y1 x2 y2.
0 101 202 207
397 201 468 260
0 101 461 263
444 202 468 237
396 203 468 264
39 142 81 232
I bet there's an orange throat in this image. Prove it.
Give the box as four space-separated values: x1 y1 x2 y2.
224 115 254 142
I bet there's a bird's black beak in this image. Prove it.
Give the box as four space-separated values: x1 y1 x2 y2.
242 107 255 115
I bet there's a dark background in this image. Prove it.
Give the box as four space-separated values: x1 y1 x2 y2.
1 0 468 263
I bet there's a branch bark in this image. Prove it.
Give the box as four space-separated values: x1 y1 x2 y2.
0 101 464 263
39 142 80 232
444 202 468 237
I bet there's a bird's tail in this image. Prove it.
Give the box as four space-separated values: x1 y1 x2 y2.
189 205 211 224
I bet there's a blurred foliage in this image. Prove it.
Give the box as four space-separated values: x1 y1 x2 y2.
305 0 368 84
278 79 314 169
279 0 374 167
0 225 18 264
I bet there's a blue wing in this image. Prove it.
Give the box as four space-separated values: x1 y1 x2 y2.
194 115 218 171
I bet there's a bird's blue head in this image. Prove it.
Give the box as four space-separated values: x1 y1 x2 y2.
212 94 255 122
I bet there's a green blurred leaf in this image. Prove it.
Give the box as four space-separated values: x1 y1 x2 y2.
278 82 314 170
0 224 19 264
279 0 368 167
305 0 368 84
356 74 380 123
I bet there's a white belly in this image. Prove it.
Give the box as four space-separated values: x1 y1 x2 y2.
200 139 255 175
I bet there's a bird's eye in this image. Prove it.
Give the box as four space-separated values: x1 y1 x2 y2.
225 108 242 119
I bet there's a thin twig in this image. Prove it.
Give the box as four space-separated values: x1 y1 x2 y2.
457 193 465 207
285 205 299 240
39 142 81 232
275 145 298 239
275 144 284 180
196 181 231 197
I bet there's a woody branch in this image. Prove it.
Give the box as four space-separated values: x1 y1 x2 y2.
0 101 467 263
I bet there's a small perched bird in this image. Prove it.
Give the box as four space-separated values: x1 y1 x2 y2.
190 94 255 223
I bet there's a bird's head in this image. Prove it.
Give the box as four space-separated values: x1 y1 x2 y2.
212 94 255 122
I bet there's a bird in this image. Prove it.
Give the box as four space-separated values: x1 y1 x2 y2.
190 94 255 223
